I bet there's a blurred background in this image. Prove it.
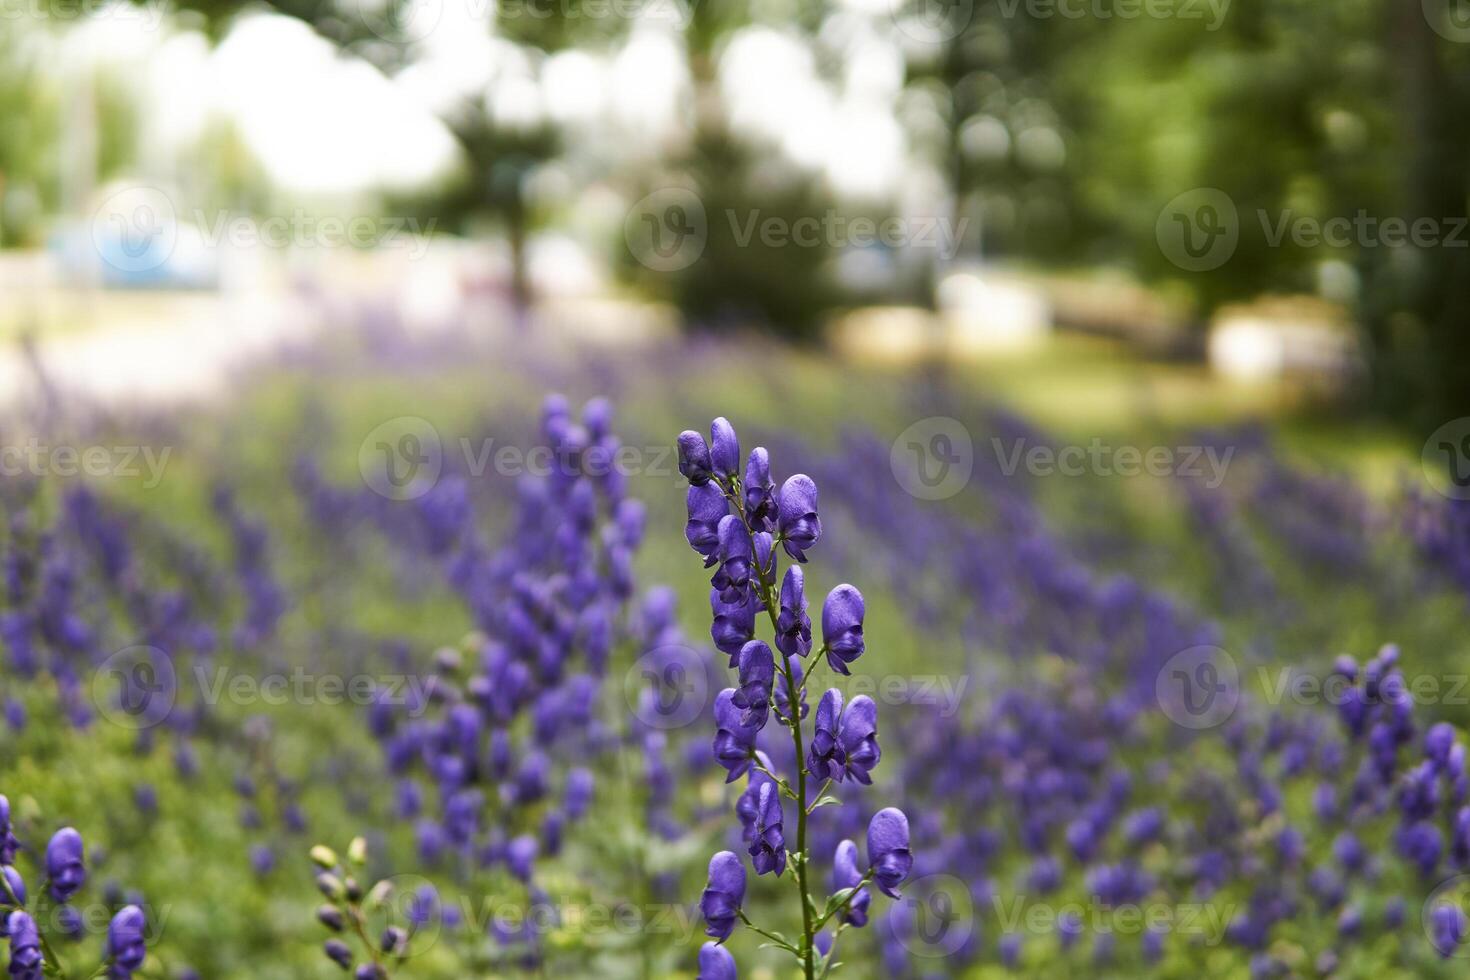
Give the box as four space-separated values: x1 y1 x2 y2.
4 0 1469 426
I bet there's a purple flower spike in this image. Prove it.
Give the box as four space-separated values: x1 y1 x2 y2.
866 808 912 898
821 585 865 675
698 941 738 980
699 851 747 941
776 474 820 563
45 827 85 903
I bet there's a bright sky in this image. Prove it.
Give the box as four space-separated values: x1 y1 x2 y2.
52 1 915 201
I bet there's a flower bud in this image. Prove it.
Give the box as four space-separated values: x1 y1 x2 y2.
310 846 339 870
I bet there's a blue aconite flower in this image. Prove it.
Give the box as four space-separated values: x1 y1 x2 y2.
710 418 741 483
45 827 85 902
736 754 776 847
774 567 811 659
699 851 747 941
711 590 759 665
744 449 776 529
1431 901 1466 957
747 781 786 877
6 911 41 980
685 486 728 567
832 839 870 927
507 834 538 882
712 690 759 782
107 905 147 976
838 695 880 785
821 586 865 675
733 642 775 730
773 657 807 724
678 432 714 487
867 808 912 898
806 689 844 781
776 476 820 563
0 797 15 865
697 941 737 980
712 517 754 603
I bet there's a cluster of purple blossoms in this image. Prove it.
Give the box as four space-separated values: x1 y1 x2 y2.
680 417 912 979
361 396 645 965
310 838 414 979
0 796 148 979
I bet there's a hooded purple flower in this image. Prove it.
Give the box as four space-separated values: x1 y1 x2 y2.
838 695 880 785
832 839 870 927
678 431 714 487
711 517 754 604
710 418 741 483
711 590 759 665
774 566 811 659
6 911 41 980
107 905 147 975
806 689 845 781
1432 901 1466 957
0 869 25 938
507 834 538 882
747 781 786 876
867 808 912 898
699 851 747 941
773 656 806 724
743 449 776 529
0 797 14 865
697 941 737 980
821 585 865 675
712 689 759 782
732 641 775 730
45 827 85 902
776 475 820 563
736 754 776 846
685 486 728 568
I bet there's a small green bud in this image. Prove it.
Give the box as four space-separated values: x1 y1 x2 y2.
310 846 339 870
347 837 368 866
